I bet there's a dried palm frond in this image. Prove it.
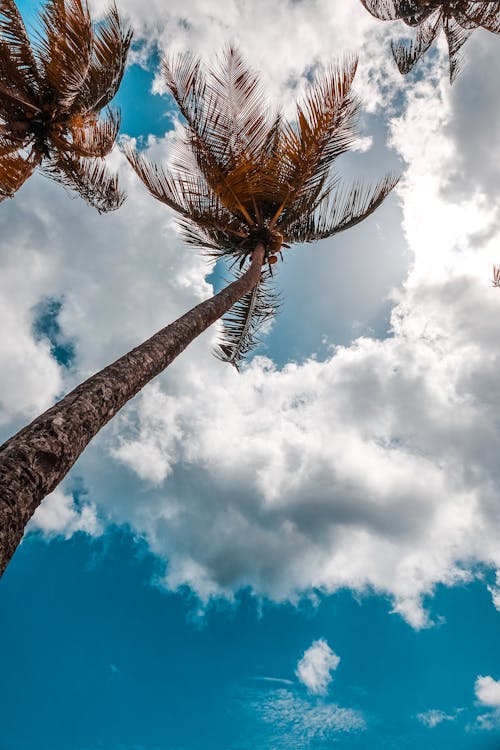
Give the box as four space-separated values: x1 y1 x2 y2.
42 152 124 212
128 46 397 367
0 150 40 198
285 174 400 244
390 15 441 74
0 0 131 208
360 0 500 82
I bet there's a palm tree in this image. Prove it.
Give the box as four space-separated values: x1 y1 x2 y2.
0 0 132 212
127 48 398 366
360 1 500 82
0 47 397 576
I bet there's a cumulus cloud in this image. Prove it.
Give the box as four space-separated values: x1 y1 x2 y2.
473 676 500 731
29 489 101 539
295 640 340 696
475 676 500 709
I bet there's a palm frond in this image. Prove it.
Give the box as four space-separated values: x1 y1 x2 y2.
443 16 472 82
36 0 93 108
0 132 20 155
391 14 440 74
278 59 359 211
161 51 204 132
0 76 40 120
215 268 279 369
285 174 399 243
455 2 500 32
0 149 38 200
125 146 191 217
162 49 268 224
68 108 120 157
0 0 40 95
43 151 124 212
205 44 271 161
359 0 427 21
74 3 132 113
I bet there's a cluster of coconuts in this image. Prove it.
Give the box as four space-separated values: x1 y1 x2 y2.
264 230 284 266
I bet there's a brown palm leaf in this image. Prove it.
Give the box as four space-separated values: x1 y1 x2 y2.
128 46 398 367
0 0 131 209
360 0 500 83
42 151 125 213
0 150 40 199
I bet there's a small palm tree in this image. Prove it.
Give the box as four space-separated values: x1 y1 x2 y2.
0 47 397 576
0 0 132 212
360 1 500 82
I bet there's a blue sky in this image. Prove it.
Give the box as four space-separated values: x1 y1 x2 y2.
2 1 500 749
3 531 500 750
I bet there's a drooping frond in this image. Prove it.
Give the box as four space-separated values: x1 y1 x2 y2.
391 15 440 75
73 3 132 113
43 152 124 212
0 150 38 200
215 268 279 369
36 0 93 108
443 16 472 82
285 174 399 244
361 0 500 82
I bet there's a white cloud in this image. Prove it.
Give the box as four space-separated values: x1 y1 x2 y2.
416 709 457 728
295 640 340 696
475 676 500 708
91 0 401 113
0 238 63 427
29 489 101 539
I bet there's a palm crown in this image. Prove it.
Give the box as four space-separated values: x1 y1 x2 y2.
360 1 500 82
0 0 132 212
128 47 398 367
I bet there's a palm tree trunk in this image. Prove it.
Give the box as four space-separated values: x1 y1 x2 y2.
0 243 266 576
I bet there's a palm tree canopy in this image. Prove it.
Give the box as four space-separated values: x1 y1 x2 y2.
128 46 398 367
360 1 500 82
0 0 132 211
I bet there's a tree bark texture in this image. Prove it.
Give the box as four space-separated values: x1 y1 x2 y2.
0 244 266 577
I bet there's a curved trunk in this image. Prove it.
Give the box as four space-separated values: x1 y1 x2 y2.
0 244 265 576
